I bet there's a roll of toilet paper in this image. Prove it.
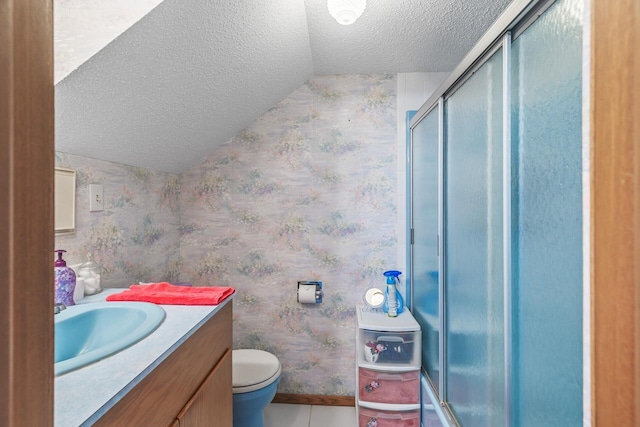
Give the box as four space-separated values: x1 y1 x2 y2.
298 284 317 303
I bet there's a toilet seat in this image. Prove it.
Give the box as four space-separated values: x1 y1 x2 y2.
232 349 281 394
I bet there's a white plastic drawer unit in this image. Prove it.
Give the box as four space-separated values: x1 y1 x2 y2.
359 329 420 367
356 306 421 369
355 305 422 424
358 367 420 405
358 406 420 427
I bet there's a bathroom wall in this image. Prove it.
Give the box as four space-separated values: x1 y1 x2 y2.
54 152 182 287
55 74 398 395
179 74 398 395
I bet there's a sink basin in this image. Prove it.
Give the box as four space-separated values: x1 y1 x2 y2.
55 302 165 376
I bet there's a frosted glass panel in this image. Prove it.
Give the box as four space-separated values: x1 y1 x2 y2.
510 0 583 425
411 108 440 392
444 49 504 426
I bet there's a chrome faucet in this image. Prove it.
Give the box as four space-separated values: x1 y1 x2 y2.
54 303 66 315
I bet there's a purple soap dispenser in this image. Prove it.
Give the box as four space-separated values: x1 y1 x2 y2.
54 250 76 306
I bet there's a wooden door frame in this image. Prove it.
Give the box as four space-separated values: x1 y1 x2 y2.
591 0 640 425
0 0 54 426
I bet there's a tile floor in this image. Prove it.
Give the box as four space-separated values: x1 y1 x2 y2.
264 403 357 427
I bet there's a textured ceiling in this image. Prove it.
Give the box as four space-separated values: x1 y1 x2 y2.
304 0 512 73
55 0 512 173
54 0 164 84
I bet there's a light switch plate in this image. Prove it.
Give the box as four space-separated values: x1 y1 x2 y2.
89 184 104 212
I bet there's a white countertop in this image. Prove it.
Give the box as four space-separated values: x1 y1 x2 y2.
54 288 234 427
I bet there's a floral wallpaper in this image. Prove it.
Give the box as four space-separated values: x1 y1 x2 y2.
179 75 398 395
54 152 182 287
55 74 399 397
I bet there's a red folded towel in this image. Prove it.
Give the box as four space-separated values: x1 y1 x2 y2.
106 282 235 305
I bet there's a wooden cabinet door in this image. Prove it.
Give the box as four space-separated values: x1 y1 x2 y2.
176 349 232 427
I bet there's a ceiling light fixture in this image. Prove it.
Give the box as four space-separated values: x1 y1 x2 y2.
327 0 366 26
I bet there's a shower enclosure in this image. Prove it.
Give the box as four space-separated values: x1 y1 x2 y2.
408 0 584 425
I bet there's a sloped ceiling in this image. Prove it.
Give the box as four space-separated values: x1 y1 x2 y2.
55 0 512 174
54 0 165 84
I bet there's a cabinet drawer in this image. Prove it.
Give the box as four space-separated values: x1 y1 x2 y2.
358 368 419 405
358 407 420 427
359 330 420 367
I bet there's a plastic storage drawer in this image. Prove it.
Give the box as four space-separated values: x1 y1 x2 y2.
359 329 420 366
358 367 419 405
358 407 420 427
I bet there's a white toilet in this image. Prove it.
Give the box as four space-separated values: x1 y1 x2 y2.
232 349 282 427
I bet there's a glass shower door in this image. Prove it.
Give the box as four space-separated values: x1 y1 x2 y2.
408 1 584 425
510 0 584 424
444 48 505 426
410 107 440 392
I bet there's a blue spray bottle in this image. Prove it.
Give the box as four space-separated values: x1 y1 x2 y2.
382 270 404 317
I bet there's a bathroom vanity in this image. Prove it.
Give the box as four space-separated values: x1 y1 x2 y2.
55 290 234 426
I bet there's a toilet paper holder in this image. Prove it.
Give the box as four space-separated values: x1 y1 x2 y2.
297 281 323 304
